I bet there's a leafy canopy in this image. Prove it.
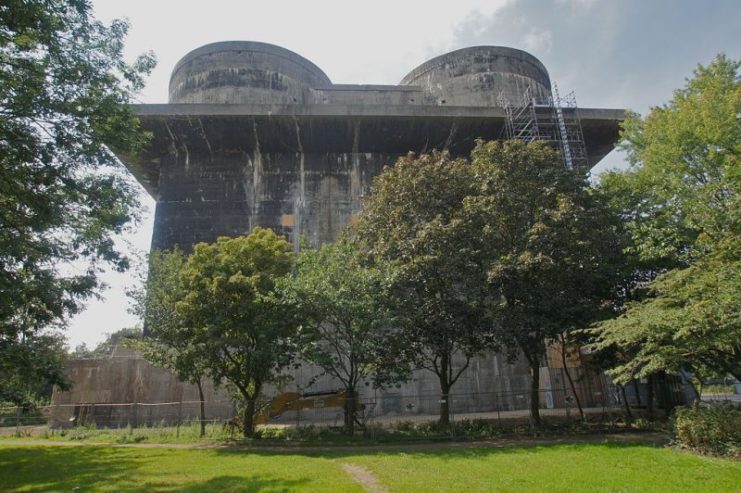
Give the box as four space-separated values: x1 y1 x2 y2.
593 54 740 383
466 140 624 425
0 0 155 403
600 54 739 265
470 140 623 359
175 228 297 436
283 240 401 431
349 150 495 424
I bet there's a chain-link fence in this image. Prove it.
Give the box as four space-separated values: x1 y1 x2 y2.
2 377 692 437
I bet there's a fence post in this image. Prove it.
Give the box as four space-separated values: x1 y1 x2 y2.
496 393 501 425
527 392 537 437
132 403 138 433
176 398 183 438
15 406 21 435
449 394 455 440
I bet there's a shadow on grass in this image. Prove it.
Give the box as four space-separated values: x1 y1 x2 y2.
175 475 311 492
0 446 144 492
0 439 673 492
211 435 666 461
0 447 316 492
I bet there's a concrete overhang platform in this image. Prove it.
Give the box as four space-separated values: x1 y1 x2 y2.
125 103 625 198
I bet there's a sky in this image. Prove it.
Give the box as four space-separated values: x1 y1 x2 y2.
67 0 741 348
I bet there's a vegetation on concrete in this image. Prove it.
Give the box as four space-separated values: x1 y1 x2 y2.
70 327 143 360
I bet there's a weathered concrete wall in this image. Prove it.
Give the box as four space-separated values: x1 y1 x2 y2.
51 349 538 426
97 41 627 421
169 41 331 104
153 149 392 251
50 351 233 428
400 45 552 106
137 41 621 251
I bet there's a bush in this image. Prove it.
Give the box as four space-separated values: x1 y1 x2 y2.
672 403 741 456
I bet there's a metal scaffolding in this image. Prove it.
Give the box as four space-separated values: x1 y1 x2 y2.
498 84 588 170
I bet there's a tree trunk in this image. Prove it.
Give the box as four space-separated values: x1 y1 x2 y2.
438 356 451 427
646 374 655 420
618 384 633 422
196 378 206 438
632 379 642 406
658 372 676 416
344 387 356 435
243 398 256 438
529 360 541 428
560 334 584 421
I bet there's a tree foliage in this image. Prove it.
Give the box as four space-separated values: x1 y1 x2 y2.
0 331 67 405
600 54 739 265
130 248 212 436
350 151 494 426
175 228 297 437
593 54 740 384
0 0 155 402
594 241 740 383
350 143 623 427
283 240 401 432
468 141 624 425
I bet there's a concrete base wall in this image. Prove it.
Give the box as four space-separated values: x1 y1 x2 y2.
50 353 232 428
51 349 603 427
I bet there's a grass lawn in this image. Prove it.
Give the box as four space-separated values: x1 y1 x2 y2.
352 442 741 492
0 440 739 492
0 445 363 492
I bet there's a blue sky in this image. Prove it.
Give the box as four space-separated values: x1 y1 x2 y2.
68 0 740 348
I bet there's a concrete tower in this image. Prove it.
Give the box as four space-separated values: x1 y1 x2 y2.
107 42 626 415
124 41 623 253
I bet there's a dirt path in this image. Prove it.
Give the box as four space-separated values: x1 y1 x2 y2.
342 463 389 493
0 432 670 452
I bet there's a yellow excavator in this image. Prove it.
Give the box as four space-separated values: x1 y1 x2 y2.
255 389 365 425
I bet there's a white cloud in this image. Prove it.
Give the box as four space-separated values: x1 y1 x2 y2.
524 27 553 53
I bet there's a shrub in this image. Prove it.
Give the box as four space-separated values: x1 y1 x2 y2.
672 403 741 456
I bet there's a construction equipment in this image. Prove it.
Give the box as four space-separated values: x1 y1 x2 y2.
255 389 366 425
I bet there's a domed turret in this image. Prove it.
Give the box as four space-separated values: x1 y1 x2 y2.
169 41 331 104
400 46 551 106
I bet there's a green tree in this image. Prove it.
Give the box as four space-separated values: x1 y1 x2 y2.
593 54 740 386
0 0 155 402
350 151 494 426
283 240 402 433
129 249 211 437
594 241 740 384
0 332 67 406
468 141 624 426
176 228 296 437
601 54 739 265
